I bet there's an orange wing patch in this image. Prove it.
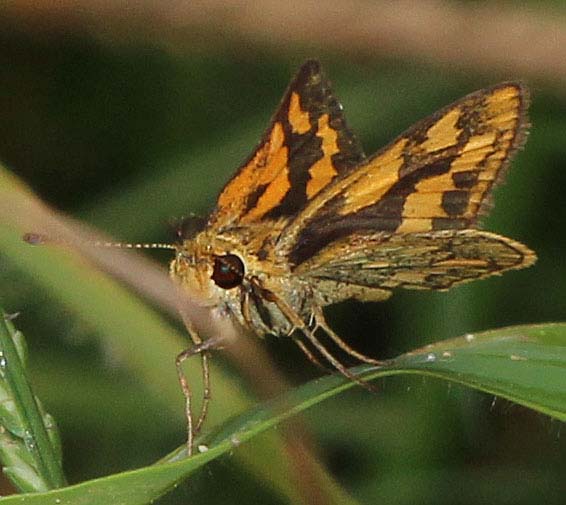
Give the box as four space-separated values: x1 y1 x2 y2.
288 92 311 134
337 138 408 216
419 108 462 152
215 121 289 223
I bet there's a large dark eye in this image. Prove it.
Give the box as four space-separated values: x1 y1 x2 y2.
212 254 245 289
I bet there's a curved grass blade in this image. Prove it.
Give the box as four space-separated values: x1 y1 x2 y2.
0 311 65 493
0 322 563 504
384 322 566 420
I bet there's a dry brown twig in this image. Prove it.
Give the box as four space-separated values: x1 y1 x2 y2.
3 0 566 87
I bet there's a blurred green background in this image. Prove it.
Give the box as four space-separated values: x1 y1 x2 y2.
1 1 565 504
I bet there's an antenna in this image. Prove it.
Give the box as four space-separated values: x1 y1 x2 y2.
22 232 177 251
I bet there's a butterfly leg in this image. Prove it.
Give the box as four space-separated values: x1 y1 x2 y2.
240 288 272 336
312 307 384 366
299 325 379 393
176 332 226 456
262 286 378 392
291 336 329 372
195 351 211 433
243 283 328 371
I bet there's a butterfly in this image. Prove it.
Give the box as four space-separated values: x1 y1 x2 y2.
166 60 536 454
27 60 535 455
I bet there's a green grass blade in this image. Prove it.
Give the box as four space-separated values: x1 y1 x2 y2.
201 322 566 452
384 322 566 420
0 322 563 504
0 312 66 492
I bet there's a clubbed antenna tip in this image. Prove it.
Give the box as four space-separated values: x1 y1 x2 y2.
22 232 47 245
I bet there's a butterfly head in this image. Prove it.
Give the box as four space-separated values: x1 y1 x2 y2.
170 232 248 306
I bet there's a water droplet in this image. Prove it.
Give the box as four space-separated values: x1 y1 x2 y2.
425 353 436 362
197 444 209 453
510 354 527 361
55 499 61 504
23 430 36 451
464 333 475 342
0 356 7 378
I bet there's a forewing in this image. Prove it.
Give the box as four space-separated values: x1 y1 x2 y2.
296 230 536 297
209 60 365 228
285 83 528 266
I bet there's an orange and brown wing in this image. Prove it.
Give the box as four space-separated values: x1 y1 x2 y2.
209 60 365 228
294 229 535 298
285 83 529 266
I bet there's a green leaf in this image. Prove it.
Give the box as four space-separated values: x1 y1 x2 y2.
384 322 566 420
0 322 563 504
0 312 66 492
